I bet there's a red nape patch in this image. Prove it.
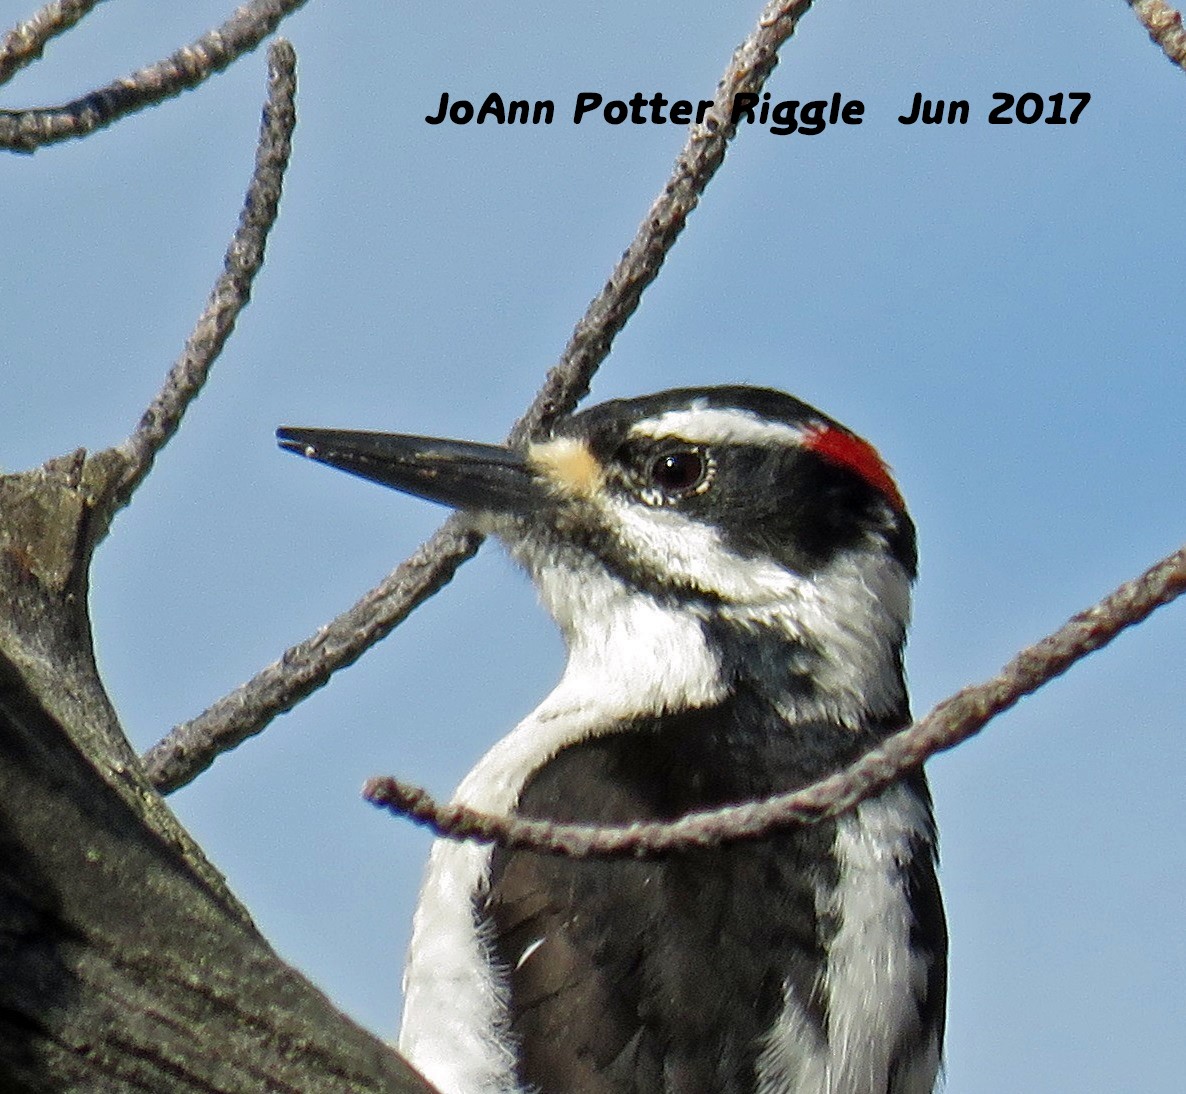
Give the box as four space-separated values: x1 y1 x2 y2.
802 423 905 510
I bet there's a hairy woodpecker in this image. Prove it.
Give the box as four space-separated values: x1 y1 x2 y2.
278 386 947 1094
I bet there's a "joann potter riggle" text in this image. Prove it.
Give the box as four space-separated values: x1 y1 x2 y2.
426 92 864 135
425 90 1092 134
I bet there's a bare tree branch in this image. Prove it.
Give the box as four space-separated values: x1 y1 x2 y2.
363 541 1186 857
141 513 484 793
104 38 297 518
507 0 817 445
0 37 298 900
1129 0 1186 69
142 0 820 795
0 0 307 152
0 0 107 88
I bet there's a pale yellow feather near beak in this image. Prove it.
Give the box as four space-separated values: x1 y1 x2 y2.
527 437 605 499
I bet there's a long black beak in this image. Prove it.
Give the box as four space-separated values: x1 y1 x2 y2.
276 426 544 515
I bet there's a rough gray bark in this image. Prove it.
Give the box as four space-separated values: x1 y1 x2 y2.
0 458 434 1092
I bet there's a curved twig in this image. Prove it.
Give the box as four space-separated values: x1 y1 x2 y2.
0 0 307 152
141 514 483 793
0 0 107 88
364 542 1186 856
142 0 819 794
1129 0 1186 70
507 0 817 445
104 39 297 516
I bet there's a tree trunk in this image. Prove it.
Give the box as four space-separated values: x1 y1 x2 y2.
0 457 433 1091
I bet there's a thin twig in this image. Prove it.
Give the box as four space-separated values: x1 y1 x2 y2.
0 0 307 152
364 542 1186 857
142 0 819 795
1129 0 1186 69
105 39 297 515
507 0 817 445
141 514 483 793
0 0 107 89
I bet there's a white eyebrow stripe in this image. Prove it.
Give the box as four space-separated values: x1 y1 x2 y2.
629 406 810 447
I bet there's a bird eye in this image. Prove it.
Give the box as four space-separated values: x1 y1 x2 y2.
648 447 709 496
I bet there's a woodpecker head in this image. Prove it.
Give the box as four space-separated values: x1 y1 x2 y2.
279 386 915 724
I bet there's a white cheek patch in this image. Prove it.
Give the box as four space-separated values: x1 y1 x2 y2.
602 499 912 722
607 499 805 604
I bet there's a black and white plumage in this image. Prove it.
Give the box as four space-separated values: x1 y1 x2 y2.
278 386 947 1094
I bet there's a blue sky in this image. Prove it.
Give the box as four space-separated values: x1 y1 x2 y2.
4 1 1185 1089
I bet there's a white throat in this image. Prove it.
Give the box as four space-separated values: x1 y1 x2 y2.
513 524 912 738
